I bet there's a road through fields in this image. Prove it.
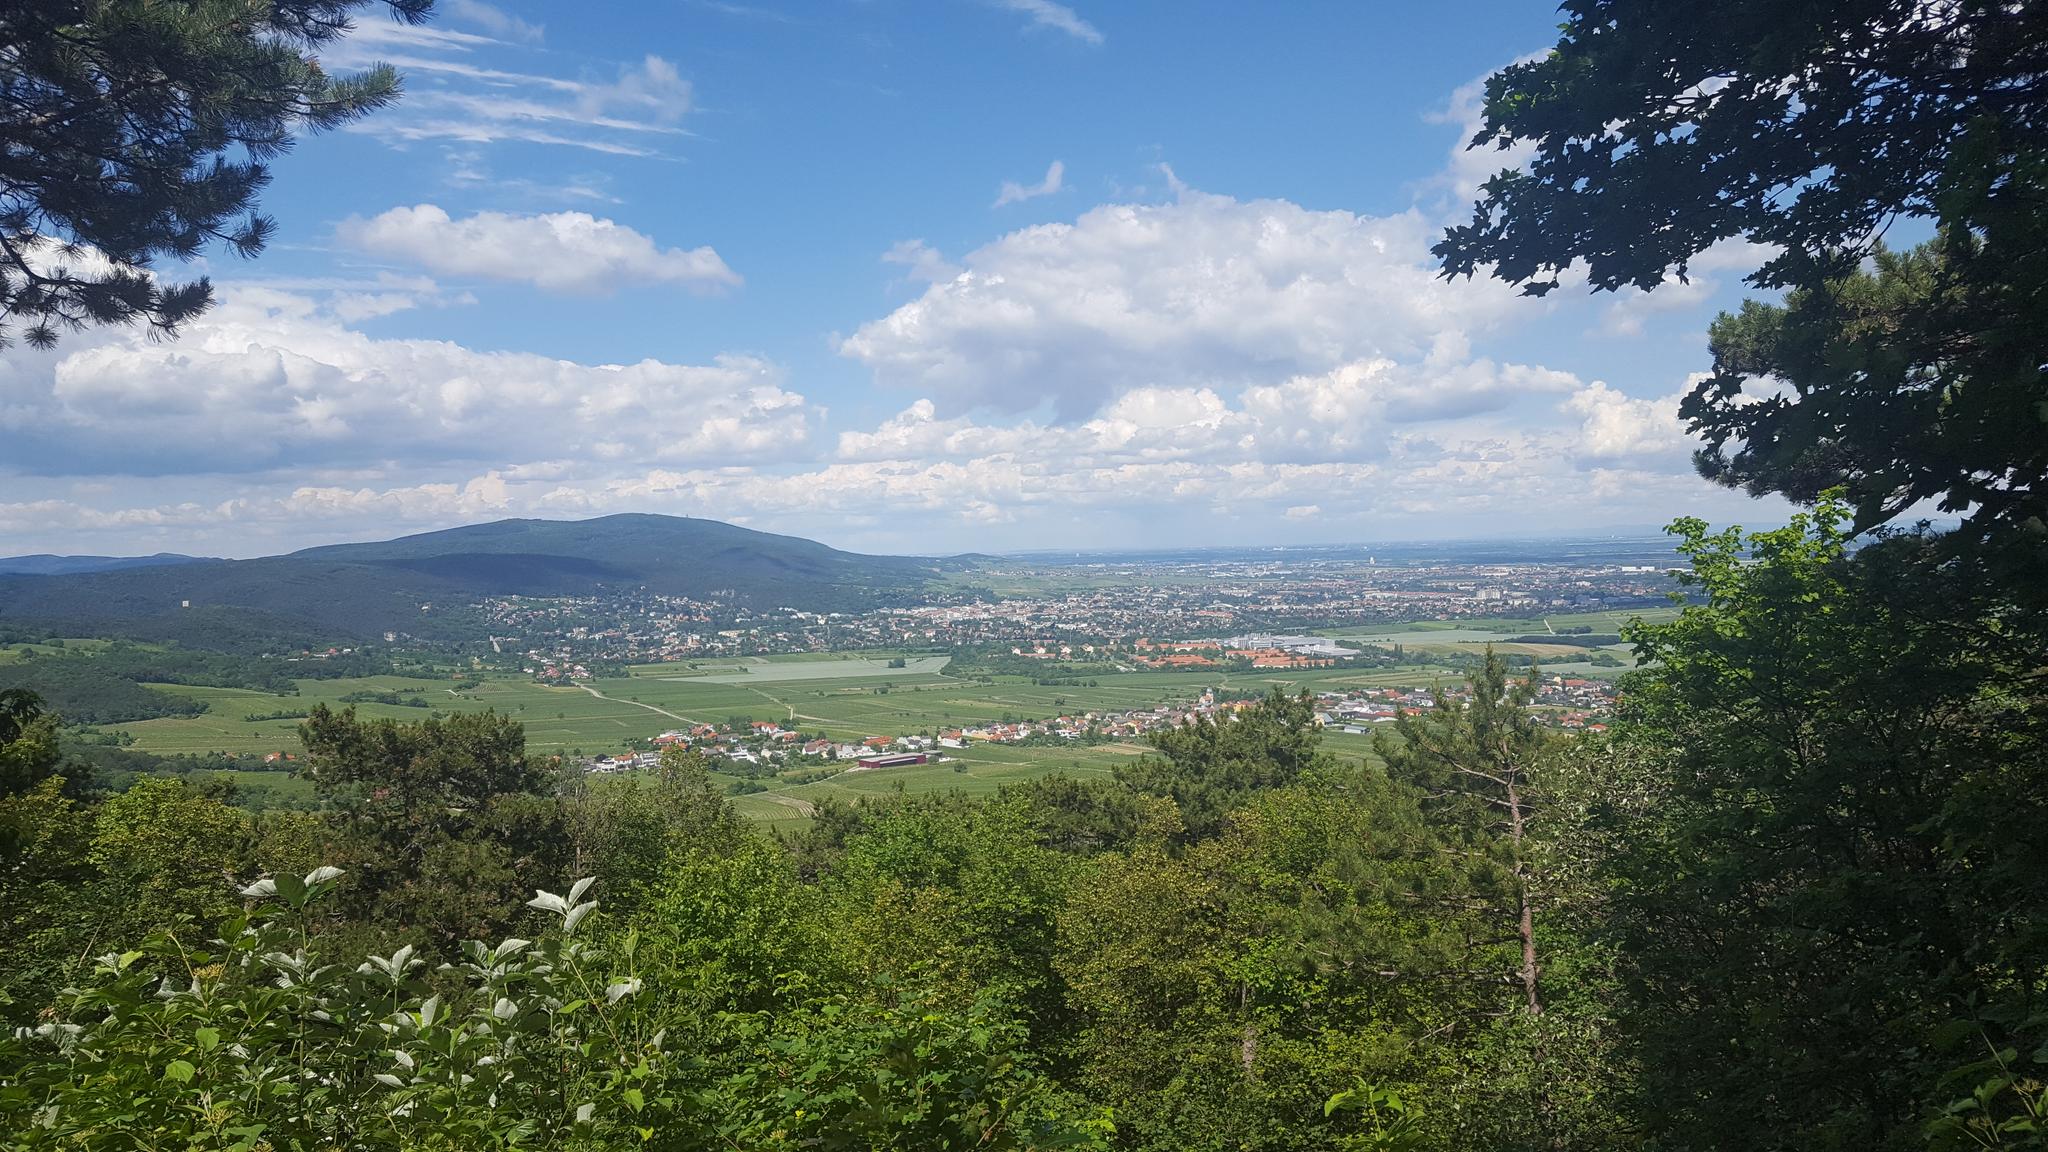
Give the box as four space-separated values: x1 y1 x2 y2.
577 683 699 725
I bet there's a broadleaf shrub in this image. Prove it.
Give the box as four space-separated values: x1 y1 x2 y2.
0 867 1106 1151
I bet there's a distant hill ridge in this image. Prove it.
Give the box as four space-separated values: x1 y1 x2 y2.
0 553 213 576
0 514 972 648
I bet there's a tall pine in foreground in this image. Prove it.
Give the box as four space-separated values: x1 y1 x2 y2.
298 704 570 951
1116 687 1327 843
0 0 429 348
1379 653 1551 1016
1435 0 2048 551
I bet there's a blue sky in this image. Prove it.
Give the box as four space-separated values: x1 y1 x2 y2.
1 0 1794 557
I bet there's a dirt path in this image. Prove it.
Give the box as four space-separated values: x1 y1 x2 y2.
576 683 697 725
739 684 797 721
757 793 817 818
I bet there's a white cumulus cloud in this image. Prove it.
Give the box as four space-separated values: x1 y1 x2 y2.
337 205 739 294
838 186 1529 419
1561 379 1695 466
881 240 962 283
0 50 1805 558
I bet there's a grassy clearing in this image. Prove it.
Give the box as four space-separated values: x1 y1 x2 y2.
209 770 319 806
117 676 656 756
0 639 117 665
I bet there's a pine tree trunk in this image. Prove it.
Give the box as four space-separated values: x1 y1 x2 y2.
1509 780 1541 1015
1519 891 1540 1015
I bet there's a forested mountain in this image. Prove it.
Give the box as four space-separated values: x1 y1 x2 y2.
291 513 969 595
0 515 971 644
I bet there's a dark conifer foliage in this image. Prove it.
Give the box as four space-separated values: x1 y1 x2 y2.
0 0 429 348
1436 0 2048 543
1114 687 1326 843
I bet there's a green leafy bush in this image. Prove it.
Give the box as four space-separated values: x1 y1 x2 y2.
0 867 1110 1151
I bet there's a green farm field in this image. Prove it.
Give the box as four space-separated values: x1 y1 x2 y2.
619 649 930 676
1327 602 1679 635
1322 606 1679 678
114 663 1454 757
624 654 954 684
715 710 1393 837
105 643 1527 829
115 675 654 756
1322 606 1678 640
600 663 1459 744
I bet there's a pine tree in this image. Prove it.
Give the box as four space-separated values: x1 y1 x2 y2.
1378 651 1551 1014
1435 0 2048 548
0 0 430 348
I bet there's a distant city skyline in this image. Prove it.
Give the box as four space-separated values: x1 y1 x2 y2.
0 1 1796 557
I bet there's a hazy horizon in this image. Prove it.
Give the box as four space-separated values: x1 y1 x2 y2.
0 510 1724 565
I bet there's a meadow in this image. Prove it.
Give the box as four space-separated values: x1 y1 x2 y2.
114 675 668 757
109 656 1431 830
1323 607 1676 675
718 732 1391 836
0 638 115 665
